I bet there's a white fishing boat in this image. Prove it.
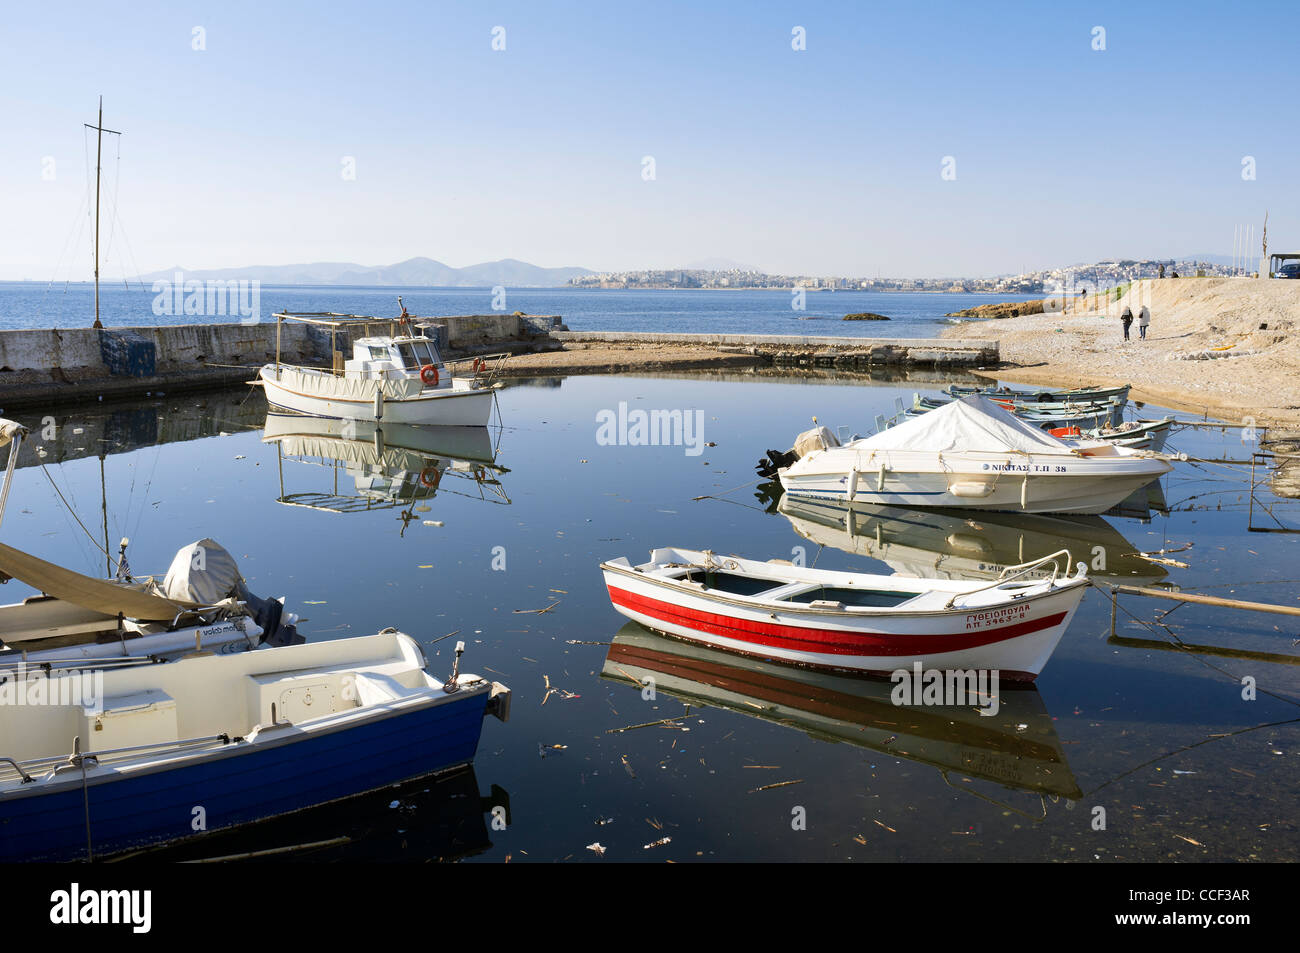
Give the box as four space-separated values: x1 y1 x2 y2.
257 311 501 426
0 632 510 861
779 396 1176 515
600 546 1089 681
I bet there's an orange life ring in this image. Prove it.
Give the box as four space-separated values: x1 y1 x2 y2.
419 466 442 488
420 364 440 387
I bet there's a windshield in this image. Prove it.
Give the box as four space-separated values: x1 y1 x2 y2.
396 340 438 369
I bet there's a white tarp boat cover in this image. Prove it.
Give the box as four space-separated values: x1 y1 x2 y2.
854 396 1077 454
162 539 242 605
268 366 423 401
793 426 841 458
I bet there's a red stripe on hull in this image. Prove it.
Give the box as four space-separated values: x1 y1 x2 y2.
607 585 1066 657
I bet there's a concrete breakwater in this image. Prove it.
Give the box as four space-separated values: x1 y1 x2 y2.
0 313 565 411
547 331 998 370
0 317 994 410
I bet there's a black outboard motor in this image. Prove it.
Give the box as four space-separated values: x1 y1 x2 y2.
755 447 798 480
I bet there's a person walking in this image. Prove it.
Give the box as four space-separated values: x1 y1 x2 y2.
1121 305 1134 341
1138 304 1150 340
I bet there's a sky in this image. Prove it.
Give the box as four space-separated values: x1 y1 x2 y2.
0 0 1295 281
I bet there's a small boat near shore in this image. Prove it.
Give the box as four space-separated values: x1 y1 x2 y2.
600 546 1089 681
946 382 1132 404
1054 415 1176 452
257 310 501 426
780 396 1175 515
911 393 1126 431
0 632 510 861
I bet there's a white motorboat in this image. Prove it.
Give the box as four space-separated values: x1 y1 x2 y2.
0 632 510 861
257 311 500 426
600 546 1089 681
779 396 1176 515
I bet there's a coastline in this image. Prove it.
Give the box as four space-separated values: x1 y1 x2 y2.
942 277 1300 428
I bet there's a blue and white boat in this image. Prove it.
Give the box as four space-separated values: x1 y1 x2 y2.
0 632 509 861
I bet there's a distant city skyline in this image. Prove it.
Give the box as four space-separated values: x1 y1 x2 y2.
1 1 1293 282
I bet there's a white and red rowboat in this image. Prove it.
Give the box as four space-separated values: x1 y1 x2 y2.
600 547 1089 682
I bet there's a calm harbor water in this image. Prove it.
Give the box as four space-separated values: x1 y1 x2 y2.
3 372 1298 862
0 281 1036 338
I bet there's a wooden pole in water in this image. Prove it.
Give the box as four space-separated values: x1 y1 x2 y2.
1109 584 1300 617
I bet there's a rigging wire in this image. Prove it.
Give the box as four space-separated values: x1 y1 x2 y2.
37 462 117 569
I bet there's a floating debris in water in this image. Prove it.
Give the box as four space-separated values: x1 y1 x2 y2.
586 842 606 858
423 520 444 527
643 837 671 850
750 779 803 793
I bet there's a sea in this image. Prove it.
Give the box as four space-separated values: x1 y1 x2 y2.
0 281 1037 336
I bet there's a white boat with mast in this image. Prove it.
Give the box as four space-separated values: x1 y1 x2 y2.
257 302 504 426
0 420 301 672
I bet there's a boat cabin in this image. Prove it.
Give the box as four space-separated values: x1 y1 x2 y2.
345 334 446 384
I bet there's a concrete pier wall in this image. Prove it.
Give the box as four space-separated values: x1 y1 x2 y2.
0 314 567 411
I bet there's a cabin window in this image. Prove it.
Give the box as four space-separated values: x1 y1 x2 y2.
368 346 388 360
397 341 438 369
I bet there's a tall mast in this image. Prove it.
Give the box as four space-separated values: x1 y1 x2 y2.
84 97 121 330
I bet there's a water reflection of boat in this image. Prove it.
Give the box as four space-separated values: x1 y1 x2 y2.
779 493 1169 586
1103 480 1169 523
262 414 509 517
601 623 1080 799
128 765 506 862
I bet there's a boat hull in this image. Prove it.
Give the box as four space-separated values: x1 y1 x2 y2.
260 367 493 427
0 688 491 862
601 565 1086 682
780 451 1171 515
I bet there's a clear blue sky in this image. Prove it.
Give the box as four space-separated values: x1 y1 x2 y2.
1 0 1294 280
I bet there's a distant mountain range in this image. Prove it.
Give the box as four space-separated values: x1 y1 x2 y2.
136 257 594 288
